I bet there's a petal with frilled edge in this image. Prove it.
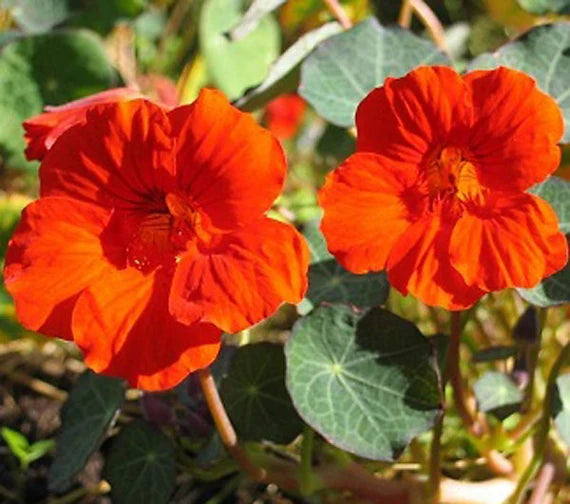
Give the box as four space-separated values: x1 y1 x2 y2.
169 218 309 334
450 193 568 291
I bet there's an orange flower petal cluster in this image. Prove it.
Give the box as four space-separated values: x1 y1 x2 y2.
6 89 309 390
319 66 568 310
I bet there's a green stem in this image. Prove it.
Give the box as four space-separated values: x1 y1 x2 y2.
428 414 444 502
508 342 570 504
300 425 315 496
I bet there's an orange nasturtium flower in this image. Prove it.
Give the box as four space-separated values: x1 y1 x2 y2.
6 89 309 390
319 66 568 310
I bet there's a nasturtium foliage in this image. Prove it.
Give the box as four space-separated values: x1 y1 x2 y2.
517 176 570 307
469 23 570 142
3 0 69 33
48 371 125 493
299 17 451 127
286 304 442 460
472 346 518 363
227 0 285 41
199 0 281 100
552 373 570 445
0 30 117 171
221 342 303 444
473 371 523 420
300 220 389 314
104 420 176 504
517 0 570 14
1 427 54 470
235 22 341 111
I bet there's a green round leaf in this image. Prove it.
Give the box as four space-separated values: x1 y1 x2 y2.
49 371 125 492
4 0 69 33
517 0 570 14
0 30 117 171
552 373 570 445
12 30 117 104
299 17 450 127
469 23 570 142
221 342 303 444
199 0 281 100
104 420 175 504
301 221 389 314
235 22 342 111
286 304 442 460
473 371 523 420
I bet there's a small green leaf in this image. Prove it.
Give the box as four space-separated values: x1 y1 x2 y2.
474 372 523 420
469 23 570 142
48 371 125 493
200 0 281 100
221 342 303 444
1 427 31 468
3 0 69 33
286 304 442 460
26 439 55 465
104 420 176 504
552 373 570 445
517 0 570 14
301 220 389 314
235 22 341 111
299 17 450 127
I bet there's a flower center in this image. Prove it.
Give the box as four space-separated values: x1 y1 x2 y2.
426 147 485 214
126 193 200 273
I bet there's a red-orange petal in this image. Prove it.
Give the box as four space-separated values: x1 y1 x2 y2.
40 99 175 209
356 66 471 163
449 193 568 291
169 218 309 334
4 197 112 334
465 67 563 192
386 210 485 310
72 266 221 391
24 87 142 161
168 89 286 231
318 152 425 274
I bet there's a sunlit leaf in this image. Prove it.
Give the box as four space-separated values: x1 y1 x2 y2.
235 22 341 111
469 23 570 142
104 420 176 504
199 0 280 100
3 0 69 33
221 342 303 444
286 304 442 460
474 371 523 420
49 371 125 492
299 17 450 127
517 0 570 14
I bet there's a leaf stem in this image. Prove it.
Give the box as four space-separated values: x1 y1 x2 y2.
197 367 266 481
428 414 444 502
398 0 447 52
322 0 352 29
300 425 315 495
447 312 478 431
508 342 570 504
